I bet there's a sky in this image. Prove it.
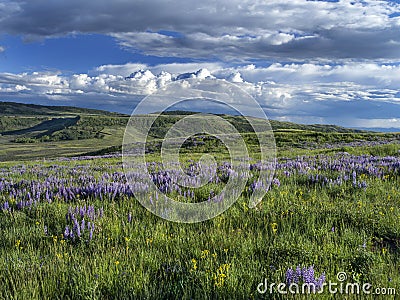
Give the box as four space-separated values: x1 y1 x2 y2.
0 0 400 129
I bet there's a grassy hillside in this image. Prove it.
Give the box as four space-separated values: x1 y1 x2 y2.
0 103 399 299
0 139 399 298
0 102 129 161
0 101 124 116
0 102 399 161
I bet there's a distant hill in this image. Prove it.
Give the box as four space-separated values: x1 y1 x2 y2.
0 101 126 117
352 127 400 133
152 110 367 133
0 102 368 133
1 102 398 161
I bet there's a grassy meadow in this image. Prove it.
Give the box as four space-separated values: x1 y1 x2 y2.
0 103 399 299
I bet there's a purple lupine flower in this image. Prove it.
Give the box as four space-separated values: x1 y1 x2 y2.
16 201 24 210
73 216 79 230
285 265 325 293
2 201 10 211
81 218 85 232
294 266 302 283
79 206 85 218
45 190 51 203
352 170 357 186
128 212 132 223
302 266 315 284
75 222 81 238
286 267 295 284
315 273 326 290
358 181 367 190
272 178 281 187
89 223 94 240
64 226 70 239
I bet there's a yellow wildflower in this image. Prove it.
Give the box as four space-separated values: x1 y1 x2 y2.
190 258 197 271
201 250 209 259
214 264 230 287
271 223 278 234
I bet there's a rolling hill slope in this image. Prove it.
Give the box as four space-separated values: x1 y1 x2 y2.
0 101 399 161
0 101 124 116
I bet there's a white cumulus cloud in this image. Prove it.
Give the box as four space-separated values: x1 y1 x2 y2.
1 62 400 129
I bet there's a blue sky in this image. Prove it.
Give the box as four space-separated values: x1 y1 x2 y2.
0 34 133 73
0 34 198 73
0 0 400 129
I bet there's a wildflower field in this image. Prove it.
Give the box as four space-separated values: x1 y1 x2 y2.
1 105 400 299
1 140 399 299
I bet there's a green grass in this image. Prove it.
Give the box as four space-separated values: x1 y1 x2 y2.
0 104 399 298
0 147 399 299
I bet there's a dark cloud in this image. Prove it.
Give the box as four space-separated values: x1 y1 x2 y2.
114 27 400 61
1 0 400 61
